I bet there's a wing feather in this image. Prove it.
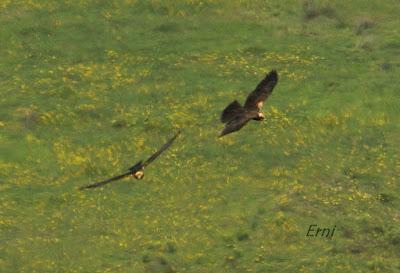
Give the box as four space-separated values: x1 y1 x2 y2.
79 171 131 190
142 130 180 168
244 70 278 111
220 100 244 123
219 115 251 137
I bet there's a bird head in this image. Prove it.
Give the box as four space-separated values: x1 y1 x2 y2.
133 171 144 180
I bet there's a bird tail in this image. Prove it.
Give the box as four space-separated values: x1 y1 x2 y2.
221 100 243 123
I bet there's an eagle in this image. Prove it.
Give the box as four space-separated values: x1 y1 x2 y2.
219 70 278 137
79 130 180 190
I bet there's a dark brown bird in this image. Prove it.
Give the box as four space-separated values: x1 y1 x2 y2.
79 130 180 190
219 70 278 137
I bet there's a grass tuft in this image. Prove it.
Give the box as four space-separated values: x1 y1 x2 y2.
354 17 375 35
302 0 336 21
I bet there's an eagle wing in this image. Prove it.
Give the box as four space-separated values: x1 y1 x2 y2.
219 115 252 137
142 130 180 168
220 100 245 123
244 70 278 111
127 161 144 172
79 171 131 190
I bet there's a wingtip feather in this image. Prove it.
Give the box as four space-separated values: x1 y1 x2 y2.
267 69 278 81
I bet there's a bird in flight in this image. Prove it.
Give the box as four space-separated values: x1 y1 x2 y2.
219 70 278 137
79 130 180 190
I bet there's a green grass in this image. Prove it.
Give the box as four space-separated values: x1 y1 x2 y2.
1 0 400 272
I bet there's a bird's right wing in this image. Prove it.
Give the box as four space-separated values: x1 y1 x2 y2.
142 130 180 168
244 70 278 111
79 171 131 190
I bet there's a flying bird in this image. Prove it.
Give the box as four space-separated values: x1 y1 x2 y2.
219 70 278 137
79 130 180 190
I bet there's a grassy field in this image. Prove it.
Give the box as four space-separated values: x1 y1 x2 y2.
1 0 400 272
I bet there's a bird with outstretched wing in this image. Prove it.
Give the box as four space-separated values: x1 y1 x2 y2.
79 130 180 190
219 70 278 137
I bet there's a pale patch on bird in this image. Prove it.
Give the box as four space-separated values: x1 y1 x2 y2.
132 170 144 179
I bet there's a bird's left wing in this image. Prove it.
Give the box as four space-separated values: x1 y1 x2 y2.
142 130 180 168
244 70 278 111
79 171 131 190
219 114 251 137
